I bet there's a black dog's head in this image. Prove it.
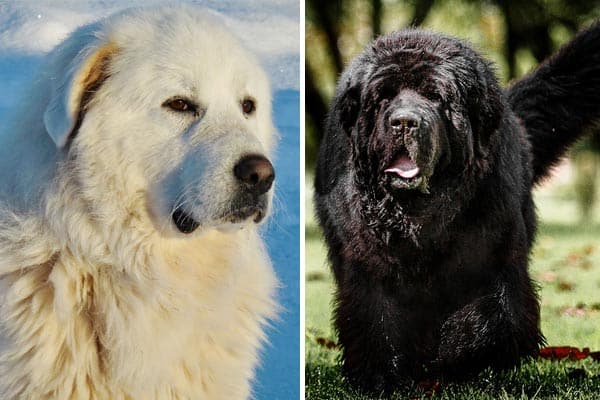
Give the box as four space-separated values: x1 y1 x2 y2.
324 30 505 242
370 83 445 194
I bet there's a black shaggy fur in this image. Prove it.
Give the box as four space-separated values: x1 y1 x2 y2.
314 23 600 393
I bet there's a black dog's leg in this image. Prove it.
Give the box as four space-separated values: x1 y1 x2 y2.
436 267 543 376
335 278 427 392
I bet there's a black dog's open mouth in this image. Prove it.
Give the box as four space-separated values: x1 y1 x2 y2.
172 209 200 234
384 148 424 191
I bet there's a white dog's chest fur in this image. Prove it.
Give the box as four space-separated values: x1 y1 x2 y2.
0 220 276 400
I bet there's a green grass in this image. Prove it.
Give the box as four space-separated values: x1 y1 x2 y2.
305 176 600 399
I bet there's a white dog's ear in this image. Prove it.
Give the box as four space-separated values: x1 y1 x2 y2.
43 43 118 148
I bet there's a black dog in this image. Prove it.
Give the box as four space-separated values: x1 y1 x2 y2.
314 23 600 392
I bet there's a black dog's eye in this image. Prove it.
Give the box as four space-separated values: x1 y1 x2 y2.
423 90 443 104
163 98 198 114
241 98 256 115
378 85 397 101
430 95 443 103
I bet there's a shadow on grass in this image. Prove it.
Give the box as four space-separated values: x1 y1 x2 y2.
306 354 600 400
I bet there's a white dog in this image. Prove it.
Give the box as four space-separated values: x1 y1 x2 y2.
0 6 278 400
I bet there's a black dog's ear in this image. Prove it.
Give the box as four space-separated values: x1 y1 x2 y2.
454 59 504 161
329 72 362 136
448 60 503 167
315 78 361 195
446 105 475 165
471 61 504 152
338 84 361 135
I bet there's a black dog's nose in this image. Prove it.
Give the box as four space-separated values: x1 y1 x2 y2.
389 111 420 131
234 155 275 195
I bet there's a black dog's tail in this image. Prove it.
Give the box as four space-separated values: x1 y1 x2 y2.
507 21 600 184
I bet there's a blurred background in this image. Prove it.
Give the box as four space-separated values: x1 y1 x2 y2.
306 1 600 397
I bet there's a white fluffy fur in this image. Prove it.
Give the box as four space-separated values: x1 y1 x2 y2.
0 6 278 400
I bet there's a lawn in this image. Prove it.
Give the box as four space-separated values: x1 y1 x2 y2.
305 174 600 399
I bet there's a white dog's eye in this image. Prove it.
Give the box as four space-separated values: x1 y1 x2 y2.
163 98 198 115
241 98 256 115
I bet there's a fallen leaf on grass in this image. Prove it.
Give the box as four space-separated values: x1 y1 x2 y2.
562 246 596 270
580 260 593 270
566 253 581 266
306 271 327 282
556 280 575 292
570 348 590 361
559 302 600 317
539 346 591 361
538 271 557 283
315 337 339 350
561 306 586 317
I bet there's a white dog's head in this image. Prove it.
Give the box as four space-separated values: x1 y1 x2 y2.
43 6 276 237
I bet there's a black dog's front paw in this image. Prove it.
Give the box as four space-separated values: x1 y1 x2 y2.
346 370 388 394
345 367 407 395
342 352 422 394
435 291 542 377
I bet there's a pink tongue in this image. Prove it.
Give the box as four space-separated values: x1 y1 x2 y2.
385 155 420 179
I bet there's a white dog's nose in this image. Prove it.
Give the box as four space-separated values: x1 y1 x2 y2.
234 155 275 195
